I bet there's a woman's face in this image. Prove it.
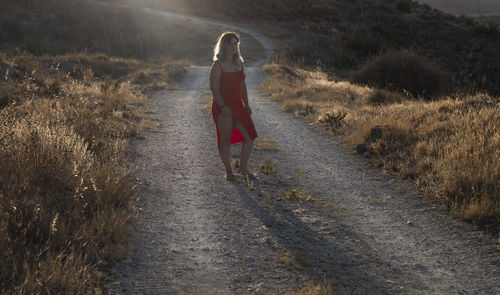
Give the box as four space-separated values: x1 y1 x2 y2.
225 37 238 57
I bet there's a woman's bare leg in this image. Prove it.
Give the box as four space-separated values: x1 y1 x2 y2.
217 114 234 174
233 118 254 174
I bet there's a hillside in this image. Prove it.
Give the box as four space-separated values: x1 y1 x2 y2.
152 0 500 96
0 0 225 64
419 0 500 15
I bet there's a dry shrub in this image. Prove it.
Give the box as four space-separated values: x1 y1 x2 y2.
0 55 148 292
132 68 150 84
351 49 446 98
318 110 347 131
82 68 94 85
352 94 499 221
262 61 499 224
0 82 19 107
12 49 40 73
0 53 68 107
41 53 140 80
163 60 189 82
367 88 404 105
131 60 188 89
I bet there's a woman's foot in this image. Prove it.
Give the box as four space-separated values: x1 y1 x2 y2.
237 169 256 179
225 171 236 181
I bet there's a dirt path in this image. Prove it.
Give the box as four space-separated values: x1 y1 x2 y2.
110 66 307 294
110 9 499 295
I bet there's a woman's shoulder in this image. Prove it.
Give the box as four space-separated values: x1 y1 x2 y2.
211 59 223 72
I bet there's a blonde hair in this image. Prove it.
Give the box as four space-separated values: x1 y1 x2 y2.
213 32 244 64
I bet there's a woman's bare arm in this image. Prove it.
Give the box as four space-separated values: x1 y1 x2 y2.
241 62 250 109
242 80 249 108
209 60 226 109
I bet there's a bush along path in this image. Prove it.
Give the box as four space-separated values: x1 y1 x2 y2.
110 9 499 295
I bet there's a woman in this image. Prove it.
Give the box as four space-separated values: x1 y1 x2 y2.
209 32 258 181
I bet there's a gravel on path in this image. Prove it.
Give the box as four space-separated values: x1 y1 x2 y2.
110 7 499 295
110 65 499 294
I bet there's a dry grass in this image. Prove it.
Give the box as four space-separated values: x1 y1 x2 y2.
261 194 274 209
42 52 141 79
38 53 188 90
290 283 338 295
131 59 189 90
276 168 321 203
262 61 499 224
367 198 387 205
278 249 312 271
202 94 213 114
0 51 186 293
322 203 350 218
260 157 277 174
261 62 372 125
254 137 280 151
279 187 320 203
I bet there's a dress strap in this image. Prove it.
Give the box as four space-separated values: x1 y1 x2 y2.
218 60 224 72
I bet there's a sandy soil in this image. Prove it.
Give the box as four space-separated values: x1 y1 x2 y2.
109 9 499 295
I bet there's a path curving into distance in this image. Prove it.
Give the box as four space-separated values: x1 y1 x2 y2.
110 7 500 294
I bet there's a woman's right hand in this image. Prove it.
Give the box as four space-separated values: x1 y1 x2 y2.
221 106 233 117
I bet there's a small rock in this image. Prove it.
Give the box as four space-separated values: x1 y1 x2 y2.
406 220 414 226
356 143 368 153
370 125 389 140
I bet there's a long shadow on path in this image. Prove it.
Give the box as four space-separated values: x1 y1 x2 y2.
228 178 409 294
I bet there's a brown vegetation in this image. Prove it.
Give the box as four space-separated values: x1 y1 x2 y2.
0 47 186 292
351 49 446 98
261 61 499 226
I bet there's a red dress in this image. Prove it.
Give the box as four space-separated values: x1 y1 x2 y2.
211 61 258 148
